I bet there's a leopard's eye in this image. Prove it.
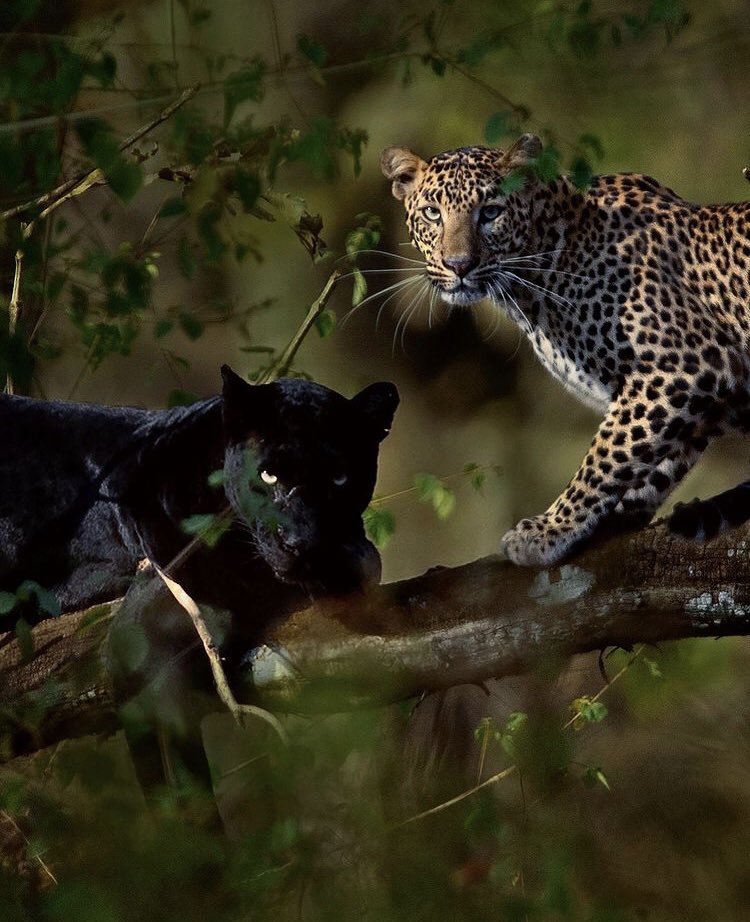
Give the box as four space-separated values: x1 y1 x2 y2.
479 203 504 224
260 470 278 485
333 473 348 487
421 205 442 223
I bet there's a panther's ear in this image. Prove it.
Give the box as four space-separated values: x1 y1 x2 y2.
221 364 273 442
498 133 542 173
351 382 399 442
381 147 427 200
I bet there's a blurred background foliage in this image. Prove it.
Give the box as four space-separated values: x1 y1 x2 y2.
3 0 750 918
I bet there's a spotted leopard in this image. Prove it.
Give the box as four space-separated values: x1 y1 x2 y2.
381 134 750 566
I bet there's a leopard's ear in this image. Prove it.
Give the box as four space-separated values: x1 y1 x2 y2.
380 147 427 200
350 382 399 442
498 133 542 172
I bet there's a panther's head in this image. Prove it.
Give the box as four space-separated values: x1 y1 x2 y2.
381 134 542 306
220 366 398 594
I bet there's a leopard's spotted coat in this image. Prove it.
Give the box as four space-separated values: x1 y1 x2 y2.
382 134 750 566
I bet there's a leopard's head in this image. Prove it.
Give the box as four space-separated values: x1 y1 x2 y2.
381 134 542 307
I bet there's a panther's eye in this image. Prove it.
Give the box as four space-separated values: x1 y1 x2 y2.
421 205 442 223
333 473 348 487
260 470 278 485
479 203 504 223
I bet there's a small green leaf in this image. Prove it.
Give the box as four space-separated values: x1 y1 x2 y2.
643 656 663 679
352 268 367 307
582 766 611 791
0 592 17 616
484 111 516 145
569 155 593 189
179 312 204 341
499 171 526 196
363 505 396 549
154 319 174 339
315 308 336 338
159 197 187 218
223 59 265 128
14 617 34 661
570 696 608 727
297 34 327 68
168 388 198 407
208 469 225 488
463 462 486 492
414 473 456 520
181 513 231 548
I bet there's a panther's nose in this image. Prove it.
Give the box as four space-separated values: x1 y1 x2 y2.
442 255 479 279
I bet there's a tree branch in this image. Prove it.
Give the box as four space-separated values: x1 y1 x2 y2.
2 517 750 759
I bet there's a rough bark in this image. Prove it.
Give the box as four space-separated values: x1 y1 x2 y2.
2 518 750 759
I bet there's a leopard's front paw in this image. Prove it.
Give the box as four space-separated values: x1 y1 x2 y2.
500 517 574 568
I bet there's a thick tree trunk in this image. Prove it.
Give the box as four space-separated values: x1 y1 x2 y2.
2 519 749 759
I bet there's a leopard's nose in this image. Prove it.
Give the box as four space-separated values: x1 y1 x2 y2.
442 255 479 278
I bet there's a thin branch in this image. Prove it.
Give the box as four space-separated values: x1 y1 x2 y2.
258 269 342 383
1 83 200 222
393 646 644 828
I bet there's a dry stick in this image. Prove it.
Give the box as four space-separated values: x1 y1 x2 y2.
5 250 23 394
152 563 290 746
257 269 342 383
0 83 200 223
392 646 645 829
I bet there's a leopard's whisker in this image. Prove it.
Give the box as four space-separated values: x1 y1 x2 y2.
502 270 574 310
340 248 426 265
375 275 425 330
393 280 430 355
339 274 424 328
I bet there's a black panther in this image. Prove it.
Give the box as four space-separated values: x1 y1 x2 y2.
0 365 399 806
0 364 398 621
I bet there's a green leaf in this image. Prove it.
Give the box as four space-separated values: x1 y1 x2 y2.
352 268 367 307
463 462 485 492
582 766 611 791
485 111 515 145
179 312 204 341
532 144 561 182
159 197 187 218
643 656 663 679
17 580 60 616
14 617 34 661
499 170 526 196
363 505 396 549
154 318 173 339
297 34 327 68
570 696 608 726
167 388 198 407
315 309 336 338
414 472 456 520
181 513 231 549
0 592 17 616
75 118 142 202
207 469 225 488
569 155 593 189
223 59 265 128
578 132 605 161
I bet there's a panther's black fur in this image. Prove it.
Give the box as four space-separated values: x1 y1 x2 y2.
1 365 398 810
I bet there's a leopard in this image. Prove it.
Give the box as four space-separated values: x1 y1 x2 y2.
381 133 750 567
